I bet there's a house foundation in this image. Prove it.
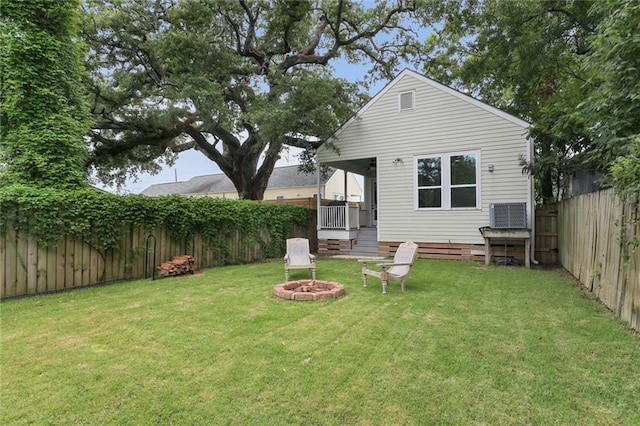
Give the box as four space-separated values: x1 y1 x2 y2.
318 239 528 265
318 238 351 255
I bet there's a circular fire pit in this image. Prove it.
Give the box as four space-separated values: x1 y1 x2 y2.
273 280 345 301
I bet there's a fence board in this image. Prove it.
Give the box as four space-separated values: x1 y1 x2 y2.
0 228 4 299
16 227 28 296
36 240 48 293
619 199 639 326
73 239 82 288
131 226 142 279
47 242 58 292
82 241 91 286
559 189 639 332
64 235 74 289
116 226 126 280
126 225 135 278
2 220 18 298
104 247 114 283
89 244 97 285
119 226 127 279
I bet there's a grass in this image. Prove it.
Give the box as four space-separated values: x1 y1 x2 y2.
1 259 639 425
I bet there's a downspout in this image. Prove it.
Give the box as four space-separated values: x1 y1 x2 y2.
528 134 539 265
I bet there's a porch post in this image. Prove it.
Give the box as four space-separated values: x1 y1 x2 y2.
345 203 350 230
316 162 321 230
343 170 349 230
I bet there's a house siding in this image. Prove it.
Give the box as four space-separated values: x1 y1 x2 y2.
319 71 531 246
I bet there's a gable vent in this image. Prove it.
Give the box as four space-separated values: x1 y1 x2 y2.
490 203 527 229
399 91 414 111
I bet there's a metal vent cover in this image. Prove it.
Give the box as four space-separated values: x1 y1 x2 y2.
399 91 414 111
490 203 527 229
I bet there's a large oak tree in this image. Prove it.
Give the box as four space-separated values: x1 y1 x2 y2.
83 0 433 199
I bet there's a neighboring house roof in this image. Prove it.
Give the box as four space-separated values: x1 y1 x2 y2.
140 165 331 196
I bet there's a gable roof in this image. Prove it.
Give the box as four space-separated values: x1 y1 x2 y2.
330 69 530 142
140 165 331 196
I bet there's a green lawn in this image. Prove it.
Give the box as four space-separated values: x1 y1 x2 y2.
1 259 639 425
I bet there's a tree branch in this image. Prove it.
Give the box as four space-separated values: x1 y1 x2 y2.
283 134 324 150
221 3 271 76
278 51 338 69
278 2 415 72
339 4 415 46
183 125 229 169
239 0 257 53
298 13 329 55
547 6 595 33
89 127 182 158
210 125 241 152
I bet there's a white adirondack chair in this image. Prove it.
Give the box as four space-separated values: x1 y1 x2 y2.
284 238 316 281
361 241 418 294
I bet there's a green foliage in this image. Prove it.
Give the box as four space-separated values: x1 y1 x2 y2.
610 138 640 202
578 0 640 253
609 138 640 257
81 0 429 198
423 1 600 203
0 0 90 188
0 185 311 260
580 0 640 201
423 0 640 205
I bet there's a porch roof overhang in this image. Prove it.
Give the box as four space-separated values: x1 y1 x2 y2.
318 158 376 178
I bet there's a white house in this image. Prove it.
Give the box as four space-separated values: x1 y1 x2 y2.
316 69 535 263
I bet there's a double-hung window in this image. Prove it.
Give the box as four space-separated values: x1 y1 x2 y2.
416 151 479 209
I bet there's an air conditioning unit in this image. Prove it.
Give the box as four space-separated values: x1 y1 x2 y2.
490 203 527 229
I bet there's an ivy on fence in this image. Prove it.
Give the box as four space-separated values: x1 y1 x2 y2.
0 184 312 259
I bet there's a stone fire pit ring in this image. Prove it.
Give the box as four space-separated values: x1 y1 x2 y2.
273 280 345 301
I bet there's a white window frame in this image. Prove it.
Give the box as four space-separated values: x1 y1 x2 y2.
414 150 481 210
398 90 415 112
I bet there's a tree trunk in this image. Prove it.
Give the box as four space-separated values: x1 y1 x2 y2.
229 146 279 200
540 168 555 204
235 173 270 200
538 137 556 204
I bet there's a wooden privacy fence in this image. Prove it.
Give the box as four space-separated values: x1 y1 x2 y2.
558 189 639 332
0 221 312 299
